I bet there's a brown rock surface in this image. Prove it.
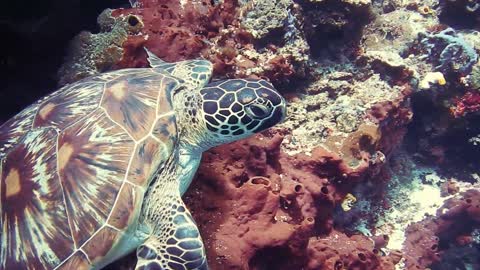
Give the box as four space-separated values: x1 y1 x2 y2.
184 121 409 269
403 190 480 269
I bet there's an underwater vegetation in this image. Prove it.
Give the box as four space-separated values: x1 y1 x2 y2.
1 0 480 269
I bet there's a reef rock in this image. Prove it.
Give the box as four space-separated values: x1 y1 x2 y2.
58 9 144 85
403 189 480 268
240 0 291 41
50 0 480 269
59 0 311 86
185 128 404 269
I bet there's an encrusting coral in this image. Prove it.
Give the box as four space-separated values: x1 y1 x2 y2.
185 130 402 270
58 9 144 85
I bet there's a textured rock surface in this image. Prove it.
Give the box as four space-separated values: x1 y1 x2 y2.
3 0 480 269
403 189 480 269
240 0 292 40
185 129 402 270
61 0 310 85
58 9 144 85
65 0 479 269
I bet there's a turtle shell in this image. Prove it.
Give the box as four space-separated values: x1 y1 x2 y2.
0 68 181 269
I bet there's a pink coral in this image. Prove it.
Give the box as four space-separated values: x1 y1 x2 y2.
109 0 300 84
111 0 220 67
307 232 395 270
183 124 409 269
451 91 480 118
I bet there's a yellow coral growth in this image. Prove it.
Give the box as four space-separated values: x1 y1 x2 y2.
324 123 381 168
418 5 436 16
419 72 446 89
341 193 357 211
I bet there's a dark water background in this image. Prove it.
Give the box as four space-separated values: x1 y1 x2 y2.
0 0 127 124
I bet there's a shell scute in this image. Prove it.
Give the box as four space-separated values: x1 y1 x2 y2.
0 104 38 159
56 251 90 270
107 182 143 230
152 114 178 152
82 226 122 265
57 109 135 247
0 128 74 270
128 136 170 187
101 70 176 141
33 81 104 130
90 68 139 82
157 76 178 116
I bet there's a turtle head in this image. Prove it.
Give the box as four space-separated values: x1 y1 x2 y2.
195 79 286 148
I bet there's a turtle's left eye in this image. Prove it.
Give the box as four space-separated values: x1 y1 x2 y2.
245 102 272 119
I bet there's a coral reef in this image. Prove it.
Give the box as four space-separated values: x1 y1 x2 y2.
417 28 478 76
403 189 480 269
8 0 479 269
185 130 403 270
59 0 310 86
451 90 480 117
306 232 399 269
110 0 217 65
299 0 373 57
280 70 411 155
240 0 291 41
58 9 144 85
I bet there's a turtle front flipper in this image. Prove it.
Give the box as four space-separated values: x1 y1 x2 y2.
145 48 213 90
135 197 208 270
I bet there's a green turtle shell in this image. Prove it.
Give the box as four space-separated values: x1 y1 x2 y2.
0 68 181 269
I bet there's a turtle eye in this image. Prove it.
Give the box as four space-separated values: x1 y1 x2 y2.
245 103 272 119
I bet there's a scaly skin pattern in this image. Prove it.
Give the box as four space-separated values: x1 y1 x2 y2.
0 51 286 270
136 152 208 270
135 76 286 270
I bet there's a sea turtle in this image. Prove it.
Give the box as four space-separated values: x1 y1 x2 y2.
0 49 286 270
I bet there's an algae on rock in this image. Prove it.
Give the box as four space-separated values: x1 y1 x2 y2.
240 0 292 40
58 9 143 85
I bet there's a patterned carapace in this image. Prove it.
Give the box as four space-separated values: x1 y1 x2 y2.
0 70 179 270
0 50 286 270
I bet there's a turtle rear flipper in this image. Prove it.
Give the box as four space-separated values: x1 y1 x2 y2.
135 196 208 270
